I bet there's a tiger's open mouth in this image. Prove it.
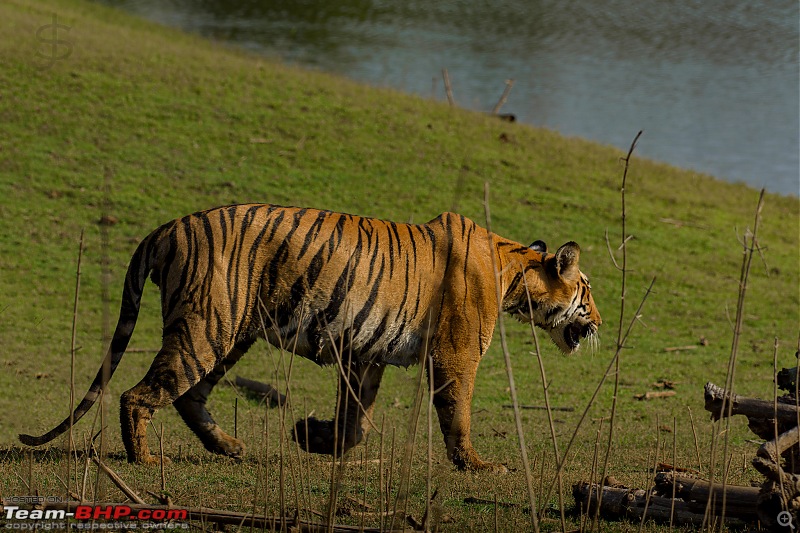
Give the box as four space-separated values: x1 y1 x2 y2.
564 322 594 351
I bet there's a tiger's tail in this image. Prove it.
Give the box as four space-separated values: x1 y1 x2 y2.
19 231 160 447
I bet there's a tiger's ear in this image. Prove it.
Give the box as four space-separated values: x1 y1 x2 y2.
554 241 580 281
529 240 547 253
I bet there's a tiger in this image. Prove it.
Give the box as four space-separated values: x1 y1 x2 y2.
20 204 601 471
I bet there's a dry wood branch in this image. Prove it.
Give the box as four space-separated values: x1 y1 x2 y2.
463 496 526 510
704 381 800 439
441 68 454 106
491 79 515 115
658 218 709 229
91 457 146 505
663 345 698 352
634 391 676 401
758 426 800 463
502 404 575 412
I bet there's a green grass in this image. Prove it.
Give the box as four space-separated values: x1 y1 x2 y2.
1 0 798 530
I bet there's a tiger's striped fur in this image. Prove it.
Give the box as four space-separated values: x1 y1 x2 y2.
20 204 601 471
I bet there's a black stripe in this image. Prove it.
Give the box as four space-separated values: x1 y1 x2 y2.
351 255 386 337
396 254 410 315
386 223 396 278
298 210 328 260
406 224 418 260
164 224 183 315
386 317 407 354
248 206 277 265
275 245 328 329
314 235 365 346
362 313 389 353
265 242 290 301
359 217 374 240
265 209 285 244
367 232 381 282
425 224 437 269
218 209 228 247
327 214 346 259
507 246 529 255
461 223 473 299
505 272 523 298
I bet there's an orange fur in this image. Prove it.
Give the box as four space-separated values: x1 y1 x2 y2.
20 205 600 470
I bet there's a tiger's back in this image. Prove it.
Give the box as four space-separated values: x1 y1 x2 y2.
149 204 489 368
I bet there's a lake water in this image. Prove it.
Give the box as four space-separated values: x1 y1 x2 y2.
100 0 799 196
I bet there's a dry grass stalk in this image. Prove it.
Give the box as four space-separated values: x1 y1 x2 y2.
442 68 455 106
491 79 515 115
545 132 654 520
68 230 85 501
704 189 766 530
521 274 566 528
483 182 539 533
687 407 703 473
637 414 662 533
595 130 643 529
388 316 430 531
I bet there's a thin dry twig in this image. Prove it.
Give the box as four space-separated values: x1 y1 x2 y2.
442 68 455 106
542 279 656 513
68 230 85 501
91 456 146 505
491 79 515 115
389 313 431 532
484 182 539 533
594 130 642 531
521 273 566 529
704 189 766 530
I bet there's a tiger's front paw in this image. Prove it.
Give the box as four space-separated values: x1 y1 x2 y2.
136 454 172 466
452 446 508 473
206 434 245 459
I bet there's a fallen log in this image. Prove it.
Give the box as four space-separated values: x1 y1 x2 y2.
572 481 746 528
653 472 760 520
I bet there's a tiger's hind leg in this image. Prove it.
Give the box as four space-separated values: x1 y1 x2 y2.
293 361 385 456
172 339 255 459
119 325 226 465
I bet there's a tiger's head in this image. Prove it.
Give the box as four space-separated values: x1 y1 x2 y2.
503 240 601 354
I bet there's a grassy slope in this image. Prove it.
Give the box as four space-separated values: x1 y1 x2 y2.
1 0 798 530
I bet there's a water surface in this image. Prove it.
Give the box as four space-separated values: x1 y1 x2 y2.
100 0 800 195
